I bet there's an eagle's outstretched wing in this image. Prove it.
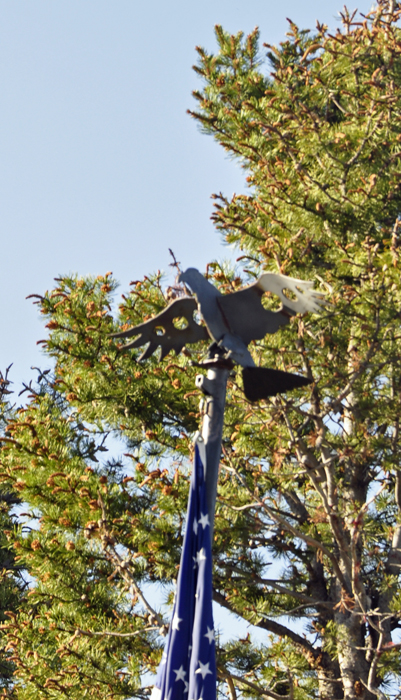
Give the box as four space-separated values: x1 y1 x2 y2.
111 297 209 361
217 273 326 346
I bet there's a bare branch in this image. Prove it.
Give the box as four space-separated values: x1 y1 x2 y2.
227 671 292 700
213 589 318 657
223 462 350 593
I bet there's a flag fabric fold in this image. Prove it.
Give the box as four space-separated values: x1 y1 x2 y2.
151 436 216 700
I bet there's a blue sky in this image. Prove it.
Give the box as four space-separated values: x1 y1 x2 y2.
0 1 371 392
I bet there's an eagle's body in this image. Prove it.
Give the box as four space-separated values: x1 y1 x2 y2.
178 268 225 343
178 268 256 368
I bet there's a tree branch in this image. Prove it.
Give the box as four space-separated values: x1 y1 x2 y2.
224 463 350 593
227 671 292 700
213 589 318 657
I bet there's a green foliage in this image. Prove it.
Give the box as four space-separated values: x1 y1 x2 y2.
3 3 401 699
0 368 27 693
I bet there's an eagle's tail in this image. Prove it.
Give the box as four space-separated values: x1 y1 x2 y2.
242 366 312 402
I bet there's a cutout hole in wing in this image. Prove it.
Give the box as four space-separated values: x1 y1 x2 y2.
282 288 298 302
153 326 165 336
193 309 202 325
261 291 281 311
172 316 189 330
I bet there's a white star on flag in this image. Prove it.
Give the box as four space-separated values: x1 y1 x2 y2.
198 512 210 529
204 626 215 644
195 548 207 566
171 613 182 631
173 665 187 682
195 660 213 679
193 517 198 535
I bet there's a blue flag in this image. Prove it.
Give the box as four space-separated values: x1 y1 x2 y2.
151 437 217 700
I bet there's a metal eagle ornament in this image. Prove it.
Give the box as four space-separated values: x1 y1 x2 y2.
112 268 325 402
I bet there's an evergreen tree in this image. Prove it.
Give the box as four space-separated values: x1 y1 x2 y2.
0 368 28 693
2 2 401 698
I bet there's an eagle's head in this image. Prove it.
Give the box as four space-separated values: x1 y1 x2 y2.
178 268 209 295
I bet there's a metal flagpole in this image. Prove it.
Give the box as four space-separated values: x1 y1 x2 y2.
195 355 230 542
